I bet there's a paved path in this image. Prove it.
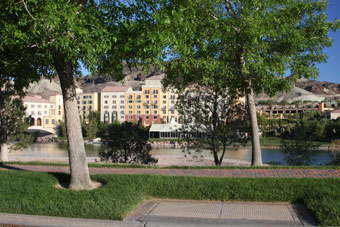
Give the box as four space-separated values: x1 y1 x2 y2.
0 200 316 226
1 164 340 178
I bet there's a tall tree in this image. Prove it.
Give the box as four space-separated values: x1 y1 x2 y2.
178 85 248 165
0 87 33 162
0 0 161 189
154 0 339 166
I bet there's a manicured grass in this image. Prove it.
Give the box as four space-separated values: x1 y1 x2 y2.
0 171 340 225
5 161 340 169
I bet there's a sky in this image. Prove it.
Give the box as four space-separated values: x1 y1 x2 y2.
316 0 340 83
81 0 340 84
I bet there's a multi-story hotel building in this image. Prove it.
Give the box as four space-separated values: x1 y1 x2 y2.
76 88 100 123
100 86 131 123
23 95 57 133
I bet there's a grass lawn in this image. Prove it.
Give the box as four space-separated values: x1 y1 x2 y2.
0 171 340 225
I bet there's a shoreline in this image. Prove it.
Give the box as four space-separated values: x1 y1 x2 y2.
8 155 251 167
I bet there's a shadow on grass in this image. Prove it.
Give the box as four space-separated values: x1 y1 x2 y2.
0 162 28 171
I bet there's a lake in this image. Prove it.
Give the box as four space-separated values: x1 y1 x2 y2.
10 142 336 165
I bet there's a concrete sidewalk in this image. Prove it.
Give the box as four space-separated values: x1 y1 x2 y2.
126 200 317 226
0 200 316 227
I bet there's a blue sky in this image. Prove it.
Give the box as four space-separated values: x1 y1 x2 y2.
81 0 340 84
317 0 340 83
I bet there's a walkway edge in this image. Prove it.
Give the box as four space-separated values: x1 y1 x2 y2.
0 213 145 227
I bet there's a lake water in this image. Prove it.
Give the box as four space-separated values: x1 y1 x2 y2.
10 142 336 165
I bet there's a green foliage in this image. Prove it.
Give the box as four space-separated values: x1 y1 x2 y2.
100 122 157 164
82 111 101 140
1 171 340 225
280 139 318 166
57 120 67 139
178 85 248 165
0 91 33 150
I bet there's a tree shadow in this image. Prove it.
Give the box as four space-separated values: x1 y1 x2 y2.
0 163 28 171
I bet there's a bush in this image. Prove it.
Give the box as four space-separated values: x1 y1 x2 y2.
280 139 318 166
99 122 157 164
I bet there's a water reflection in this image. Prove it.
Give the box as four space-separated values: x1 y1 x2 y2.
12 142 333 165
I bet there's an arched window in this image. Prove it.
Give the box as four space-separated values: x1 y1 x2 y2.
104 111 109 123
37 118 42 126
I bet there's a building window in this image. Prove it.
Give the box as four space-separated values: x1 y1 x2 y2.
44 105 47 108
153 116 157 120
112 106 117 109
31 104 35 108
83 101 86 104
170 95 175 99
37 105 41 108
121 100 124 104
104 100 108 104
58 111 61 115
38 111 42 116
121 116 124 119
129 116 133 120
154 95 157 98
145 121 149 125
144 90 150 94
89 96 92 99
137 105 141 109
129 105 132 109
163 101 166 104
112 100 116 104
146 116 149 119
120 106 124 109
89 101 92 104
120 95 125 98
45 119 49 124
120 111 124 115
137 95 141 99
145 95 149 99
152 90 158 94
77 101 80 104
154 111 157 114
31 111 35 115
146 111 149 114
51 119 55 124
128 95 133 99
163 95 166 99
128 100 133 103
104 106 109 109
44 111 47 114
129 111 132 114
104 95 109 98
137 110 141 114
112 95 117 98
88 106 92 110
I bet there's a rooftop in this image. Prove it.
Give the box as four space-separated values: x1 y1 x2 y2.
101 86 131 92
23 96 54 104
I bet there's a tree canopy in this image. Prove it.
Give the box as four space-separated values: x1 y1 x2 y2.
151 0 340 165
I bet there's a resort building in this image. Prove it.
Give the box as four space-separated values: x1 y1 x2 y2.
100 86 131 123
23 95 56 134
76 88 100 123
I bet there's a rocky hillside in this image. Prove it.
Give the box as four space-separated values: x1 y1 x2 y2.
26 72 340 104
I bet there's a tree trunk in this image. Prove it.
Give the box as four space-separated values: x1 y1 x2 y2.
53 53 93 190
0 143 9 163
245 81 263 166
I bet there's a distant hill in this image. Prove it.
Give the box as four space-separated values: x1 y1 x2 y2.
255 79 340 104
26 73 340 104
